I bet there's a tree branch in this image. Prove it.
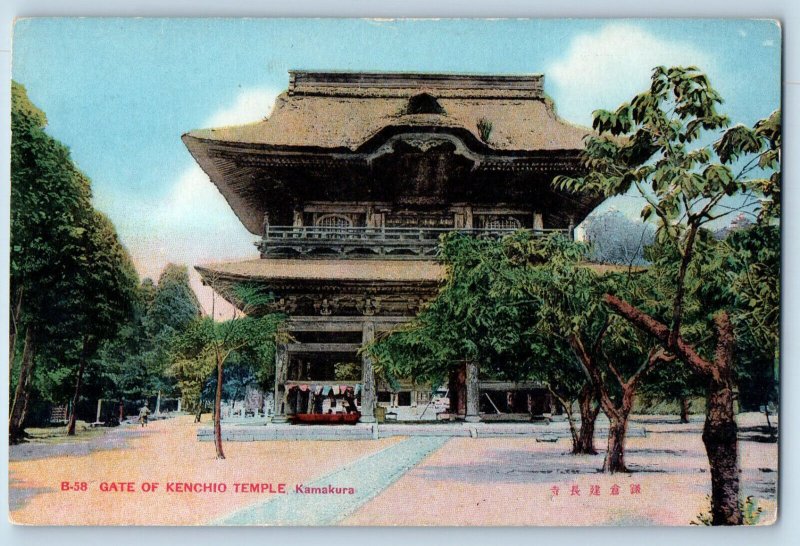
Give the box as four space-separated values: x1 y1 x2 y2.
602 294 713 377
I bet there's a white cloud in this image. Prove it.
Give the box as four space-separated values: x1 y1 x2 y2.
120 87 280 317
155 87 279 238
738 29 748 38
547 23 711 125
204 88 279 127
763 39 775 47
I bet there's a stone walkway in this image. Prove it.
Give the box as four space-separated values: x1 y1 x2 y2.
216 436 450 525
198 419 647 442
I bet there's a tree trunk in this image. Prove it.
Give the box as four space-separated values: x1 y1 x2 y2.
576 385 599 454
603 295 743 525
67 338 90 436
693 314 742 524
9 285 23 367
703 379 741 525
213 353 225 459
603 413 629 473
547 387 579 452
9 326 36 443
680 396 690 424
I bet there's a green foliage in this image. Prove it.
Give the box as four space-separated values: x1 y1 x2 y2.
145 265 201 338
477 118 493 143
583 210 655 266
693 496 763 525
554 67 780 409
720 224 780 409
167 283 284 410
11 81 140 414
554 66 779 237
369 232 549 388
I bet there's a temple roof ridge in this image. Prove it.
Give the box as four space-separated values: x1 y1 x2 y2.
287 70 545 99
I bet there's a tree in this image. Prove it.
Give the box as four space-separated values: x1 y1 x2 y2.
720 223 780 429
10 82 137 441
64 211 139 435
369 234 537 414
10 81 91 441
583 210 655 267
369 232 602 454
170 282 283 459
555 66 780 524
499 232 668 471
140 265 202 400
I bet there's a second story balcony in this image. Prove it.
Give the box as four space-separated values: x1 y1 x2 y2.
257 225 570 259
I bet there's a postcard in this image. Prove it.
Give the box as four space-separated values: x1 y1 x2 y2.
8 18 780 526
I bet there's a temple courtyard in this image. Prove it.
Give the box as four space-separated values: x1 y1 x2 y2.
8 414 777 526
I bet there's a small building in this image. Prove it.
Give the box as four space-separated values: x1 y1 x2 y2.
183 71 600 423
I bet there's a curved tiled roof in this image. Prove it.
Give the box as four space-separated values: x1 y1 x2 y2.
185 72 590 152
196 258 445 283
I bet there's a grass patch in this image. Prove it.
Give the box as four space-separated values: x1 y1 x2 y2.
23 421 109 444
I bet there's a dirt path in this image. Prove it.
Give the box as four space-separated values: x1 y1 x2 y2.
9 413 777 526
342 415 778 526
9 416 401 525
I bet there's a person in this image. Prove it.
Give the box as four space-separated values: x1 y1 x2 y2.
138 403 151 427
343 389 359 415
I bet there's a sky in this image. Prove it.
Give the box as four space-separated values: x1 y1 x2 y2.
11 18 782 317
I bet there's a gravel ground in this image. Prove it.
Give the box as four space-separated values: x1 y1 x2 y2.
8 412 777 526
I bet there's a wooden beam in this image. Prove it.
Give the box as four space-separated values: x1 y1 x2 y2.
285 316 409 332
479 380 547 391
286 343 361 353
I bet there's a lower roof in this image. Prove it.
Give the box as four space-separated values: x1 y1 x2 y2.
195 258 445 283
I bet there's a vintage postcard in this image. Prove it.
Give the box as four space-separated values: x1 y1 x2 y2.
8 18 780 526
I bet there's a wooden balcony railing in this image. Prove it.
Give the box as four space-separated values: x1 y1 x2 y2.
257 225 569 259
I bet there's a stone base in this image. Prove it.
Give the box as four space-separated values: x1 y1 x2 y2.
272 416 289 424
464 415 481 423
360 416 376 423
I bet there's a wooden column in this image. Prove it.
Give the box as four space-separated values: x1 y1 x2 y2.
449 364 467 417
361 321 376 423
272 343 288 423
533 212 544 232
465 360 481 423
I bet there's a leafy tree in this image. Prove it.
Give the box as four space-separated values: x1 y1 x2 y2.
369 234 536 400
498 233 669 471
63 211 139 435
369 232 602 454
555 66 780 524
170 281 283 459
721 224 779 429
582 210 655 267
10 81 91 441
139 265 202 398
10 82 137 440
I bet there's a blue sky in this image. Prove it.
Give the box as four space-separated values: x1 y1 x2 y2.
11 18 781 315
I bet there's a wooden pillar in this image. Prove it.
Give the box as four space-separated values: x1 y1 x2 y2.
449 364 467 417
465 360 481 423
533 212 544 232
361 321 376 423
464 206 473 229
272 343 288 423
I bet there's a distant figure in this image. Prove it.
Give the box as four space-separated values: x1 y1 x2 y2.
119 401 125 423
343 390 359 414
138 403 151 427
